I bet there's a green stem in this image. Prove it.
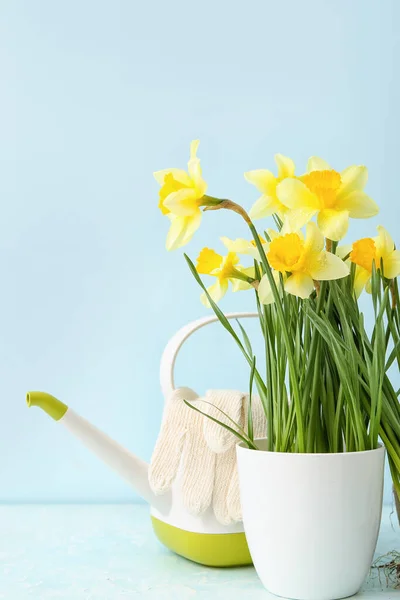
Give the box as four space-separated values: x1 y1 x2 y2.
306 339 322 452
248 222 306 453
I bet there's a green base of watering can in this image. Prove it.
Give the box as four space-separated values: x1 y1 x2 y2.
151 516 252 567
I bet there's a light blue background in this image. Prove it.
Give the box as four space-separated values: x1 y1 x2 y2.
1 0 398 504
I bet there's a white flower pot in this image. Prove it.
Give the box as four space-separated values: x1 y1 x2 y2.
236 440 385 600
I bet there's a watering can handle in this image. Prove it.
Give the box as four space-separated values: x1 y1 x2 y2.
159 312 258 398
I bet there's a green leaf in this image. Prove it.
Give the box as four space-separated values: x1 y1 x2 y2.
236 319 253 357
183 399 257 449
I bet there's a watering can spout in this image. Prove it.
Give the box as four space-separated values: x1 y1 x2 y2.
26 392 68 420
27 391 165 510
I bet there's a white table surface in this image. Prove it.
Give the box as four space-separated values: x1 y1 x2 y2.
0 504 399 599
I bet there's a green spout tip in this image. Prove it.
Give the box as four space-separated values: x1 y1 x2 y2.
26 391 68 421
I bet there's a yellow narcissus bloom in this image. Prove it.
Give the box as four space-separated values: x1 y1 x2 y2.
276 157 379 241
154 140 207 251
245 154 296 220
196 248 253 306
350 226 400 296
258 222 349 301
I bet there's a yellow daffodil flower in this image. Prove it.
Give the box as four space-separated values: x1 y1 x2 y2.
220 216 295 260
220 235 269 260
245 154 296 220
196 248 253 306
276 157 379 241
258 222 349 301
154 140 208 251
349 226 400 296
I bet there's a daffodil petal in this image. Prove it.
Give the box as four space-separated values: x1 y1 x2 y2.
307 157 331 172
190 139 200 157
180 212 202 246
284 273 314 299
375 225 394 254
164 188 198 216
165 216 188 251
309 251 349 281
276 178 320 210
221 237 252 255
336 190 378 218
201 280 229 307
382 250 400 279
354 267 371 298
187 139 207 197
275 154 295 179
247 243 270 260
181 210 203 246
258 272 282 305
336 244 352 261
337 166 368 200
154 168 192 187
304 222 324 254
245 169 276 194
188 160 207 197
317 209 349 241
165 213 202 250
189 166 207 197
249 194 276 220
231 278 252 292
266 228 280 240
287 207 319 231
258 275 273 305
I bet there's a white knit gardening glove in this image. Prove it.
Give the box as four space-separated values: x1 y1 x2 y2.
149 387 266 524
202 390 266 524
149 387 216 515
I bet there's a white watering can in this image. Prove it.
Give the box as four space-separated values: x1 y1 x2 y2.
27 312 257 567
